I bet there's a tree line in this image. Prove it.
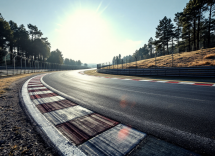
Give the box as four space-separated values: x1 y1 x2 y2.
112 0 215 64
0 13 85 66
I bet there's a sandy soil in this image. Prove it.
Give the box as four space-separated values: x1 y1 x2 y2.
0 75 57 156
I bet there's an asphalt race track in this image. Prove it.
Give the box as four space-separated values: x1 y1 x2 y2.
43 70 215 153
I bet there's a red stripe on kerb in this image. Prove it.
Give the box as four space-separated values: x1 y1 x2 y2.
56 113 118 145
132 79 141 81
36 100 76 113
166 81 179 83
28 89 49 92
30 93 58 99
193 83 213 86
150 80 157 82
28 85 44 88
28 82 42 85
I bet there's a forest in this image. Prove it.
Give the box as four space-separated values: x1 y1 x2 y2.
0 14 83 66
112 0 215 65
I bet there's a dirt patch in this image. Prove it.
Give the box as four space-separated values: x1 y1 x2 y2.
0 74 57 155
204 54 215 59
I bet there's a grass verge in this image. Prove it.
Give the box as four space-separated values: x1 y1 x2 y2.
0 72 51 95
104 47 215 69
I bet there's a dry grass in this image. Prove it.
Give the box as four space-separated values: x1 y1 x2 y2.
0 73 37 95
0 71 57 95
104 47 215 69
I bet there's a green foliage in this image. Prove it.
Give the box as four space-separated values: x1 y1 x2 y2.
0 49 7 62
64 58 82 66
110 0 215 65
0 13 13 49
47 49 63 64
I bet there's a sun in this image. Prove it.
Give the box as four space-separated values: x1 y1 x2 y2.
59 9 109 47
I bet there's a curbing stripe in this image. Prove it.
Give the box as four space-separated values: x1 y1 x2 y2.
21 75 86 156
193 83 213 86
28 87 47 90
32 96 65 105
29 91 53 95
56 113 119 145
28 84 44 87
43 105 93 125
166 81 179 84
179 82 195 85
156 81 168 83
30 93 58 99
28 88 49 92
79 124 146 155
81 72 215 87
36 100 77 114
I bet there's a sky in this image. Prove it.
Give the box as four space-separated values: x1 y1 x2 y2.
0 0 189 64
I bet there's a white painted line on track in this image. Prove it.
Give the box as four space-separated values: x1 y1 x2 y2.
139 80 151 81
22 76 86 156
213 84 215 86
32 96 65 105
44 105 93 125
28 87 47 90
29 91 53 95
123 79 131 80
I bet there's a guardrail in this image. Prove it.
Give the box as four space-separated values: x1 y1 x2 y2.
97 66 215 78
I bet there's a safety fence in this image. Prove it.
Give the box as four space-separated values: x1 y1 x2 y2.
97 66 215 78
0 51 89 77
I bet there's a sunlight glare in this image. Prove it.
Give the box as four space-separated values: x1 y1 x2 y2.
59 9 110 48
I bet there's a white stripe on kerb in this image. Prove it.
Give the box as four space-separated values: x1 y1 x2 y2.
32 96 65 105
30 81 41 83
139 80 151 81
28 84 43 87
28 87 47 90
79 124 146 155
156 81 168 83
44 105 93 125
29 91 53 95
179 82 195 85
212 84 215 86
123 79 131 80
22 76 86 156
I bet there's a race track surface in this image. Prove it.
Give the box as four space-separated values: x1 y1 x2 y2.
43 70 215 152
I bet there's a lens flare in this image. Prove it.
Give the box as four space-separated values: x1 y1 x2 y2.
117 127 131 141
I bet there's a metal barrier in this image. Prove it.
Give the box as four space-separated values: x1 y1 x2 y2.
97 66 215 78
0 52 89 77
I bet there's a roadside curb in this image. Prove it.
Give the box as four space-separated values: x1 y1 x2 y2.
20 74 86 156
20 72 208 155
21 74 146 155
80 71 215 87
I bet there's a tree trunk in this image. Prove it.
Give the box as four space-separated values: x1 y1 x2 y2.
189 31 191 51
167 42 169 54
193 19 196 50
208 4 212 48
172 37 174 52
197 9 200 50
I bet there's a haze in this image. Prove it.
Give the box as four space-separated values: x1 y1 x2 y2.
0 0 189 63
